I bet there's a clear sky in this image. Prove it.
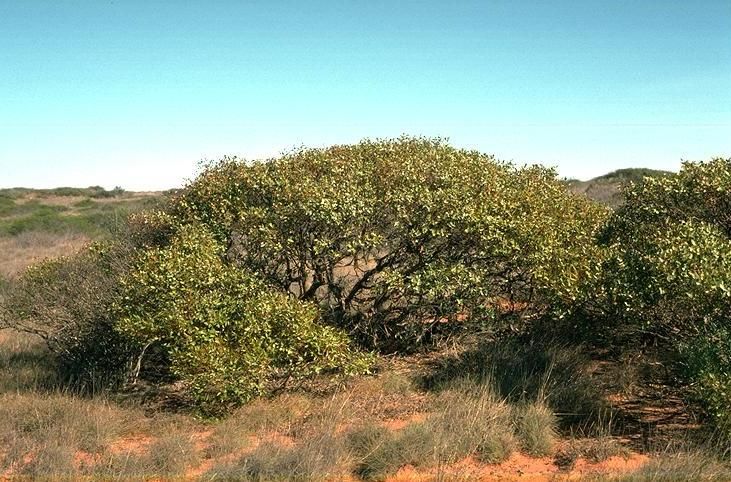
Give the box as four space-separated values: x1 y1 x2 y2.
1 1 729 190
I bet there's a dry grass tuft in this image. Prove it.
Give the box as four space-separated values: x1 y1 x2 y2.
206 393 311 457
92 432 198 479
514 401 558 456
556 437 630 470
207 395 355 481
0 330 58 392
351 380 517 480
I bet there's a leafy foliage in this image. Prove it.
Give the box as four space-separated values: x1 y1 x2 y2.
598 158 731 340
596 158 731 425
116 224 371 413
175 137 607 350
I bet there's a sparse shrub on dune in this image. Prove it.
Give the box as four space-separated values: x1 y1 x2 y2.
1 210 371 412
0 240 138 388
0 137 610 415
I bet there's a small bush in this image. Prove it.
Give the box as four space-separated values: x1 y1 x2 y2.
0 241 138 388
116 224 372 413
678 326 731 429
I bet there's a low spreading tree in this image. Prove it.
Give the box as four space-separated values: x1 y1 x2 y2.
175 137 608 350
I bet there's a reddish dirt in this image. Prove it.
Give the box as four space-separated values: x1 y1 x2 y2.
2 428 652 482
381 452 649 481
0 451 35 480
569 453 649 478
73 450 97 470
381 412 428 431
107 434 154 455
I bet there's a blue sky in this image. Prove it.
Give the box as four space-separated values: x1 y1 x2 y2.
1 1 729 190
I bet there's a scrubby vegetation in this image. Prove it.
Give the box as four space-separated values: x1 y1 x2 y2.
2 137 609 412
593 158 731 430
1 137 731 479
0 187 161 238
117 223 371 412
177 137 607 351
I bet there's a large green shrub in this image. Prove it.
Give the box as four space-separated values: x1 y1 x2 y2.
175 137 607 350
116 224 371 413
598 158 731 340
597 158 731 425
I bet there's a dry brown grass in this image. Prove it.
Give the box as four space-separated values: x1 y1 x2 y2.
0 325 716 481
0 231 89 279
605 450 731 481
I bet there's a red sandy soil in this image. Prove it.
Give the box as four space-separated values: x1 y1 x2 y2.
381 412 428 431
0 429 650 482
383 452 649 481
108 434 155 455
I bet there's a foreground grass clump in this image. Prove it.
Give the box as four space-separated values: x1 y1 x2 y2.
424 338 606 429
212 435 351 481
0 330 58 392
611 451 731 481
350 382 520 480
206 394 312 458
206 392 363 481
0 392 133 475
514 401 557 456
